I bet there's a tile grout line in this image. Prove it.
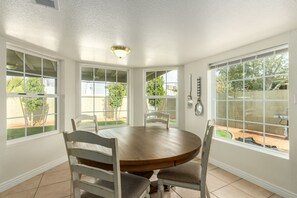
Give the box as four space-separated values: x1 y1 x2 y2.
33 173 44 198
210 177 243 196
268 194 278 198
171 187 184 198
230 183 258 198
211 192 220 198
205 171 232 194
38 180 72 197
210 182 230 196
208 171 242 184
230 179 274 198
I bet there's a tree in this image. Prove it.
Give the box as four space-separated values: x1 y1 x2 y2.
107 83 127 119
6 77 26 124
6 77 24 93
216 53 288 94
146 76 166 109
6 76 48 126
216 53 289 130
24 78 48 126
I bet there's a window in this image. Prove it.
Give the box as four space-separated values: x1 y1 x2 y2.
210 45 289 153
145 70 178 126
6 48 59 141
80 66 128 126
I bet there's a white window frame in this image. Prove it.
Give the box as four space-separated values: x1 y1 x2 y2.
6 45 60 144
79 64 129 128
209 44 289 156
144 68 179 128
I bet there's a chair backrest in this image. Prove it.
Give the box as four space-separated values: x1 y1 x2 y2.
144 111 170 129
200 120 215 185
63 130 121 198
71 115 98 133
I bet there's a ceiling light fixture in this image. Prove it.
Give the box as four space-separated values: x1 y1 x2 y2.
111 45 131 59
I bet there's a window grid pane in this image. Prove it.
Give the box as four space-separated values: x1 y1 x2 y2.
81 67 128 127
145 70 178 127
6 49 59 140
213 49 289 153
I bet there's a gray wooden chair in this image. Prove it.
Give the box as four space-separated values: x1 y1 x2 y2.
71 115 98 133
63 130 150 198
144 112 170 129
157 120 214 198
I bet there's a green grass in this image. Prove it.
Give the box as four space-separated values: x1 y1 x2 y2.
7 125 56 140
97 120 126 126
216 129 233 139
7 121 126 140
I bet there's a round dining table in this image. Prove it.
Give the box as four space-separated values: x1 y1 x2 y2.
80 126 202 172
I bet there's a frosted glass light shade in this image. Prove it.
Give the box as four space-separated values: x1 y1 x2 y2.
111 46 131 59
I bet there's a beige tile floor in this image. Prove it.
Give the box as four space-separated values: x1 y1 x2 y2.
0 161 283 198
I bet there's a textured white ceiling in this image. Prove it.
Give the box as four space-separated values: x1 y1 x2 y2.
1 0 297 67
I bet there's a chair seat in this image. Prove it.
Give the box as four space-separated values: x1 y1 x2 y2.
82 172 150 198
157 161 201 185
157 121 214 198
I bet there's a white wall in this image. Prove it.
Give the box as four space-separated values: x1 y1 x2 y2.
0 36 76 191
130 68 145 126
184 30 297 197
177 66 185 130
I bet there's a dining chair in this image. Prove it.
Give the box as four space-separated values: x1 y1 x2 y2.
71 114 98 133
144 112 170 129
140 111 170 182
63 130 150 198
157 120 214 198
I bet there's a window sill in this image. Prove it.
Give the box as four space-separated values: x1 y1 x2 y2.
6 130 60 147
213 137 289 160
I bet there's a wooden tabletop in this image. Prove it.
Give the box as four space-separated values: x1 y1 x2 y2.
81 126 202 172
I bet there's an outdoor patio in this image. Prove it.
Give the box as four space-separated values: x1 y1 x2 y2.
216 126 289 152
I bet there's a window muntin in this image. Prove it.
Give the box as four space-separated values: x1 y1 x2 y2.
80 66 128 127
145 70 178 126
6 49 59 141
211 46 289 153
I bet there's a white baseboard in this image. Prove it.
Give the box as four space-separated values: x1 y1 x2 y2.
0 155 68 193
209 158 297 198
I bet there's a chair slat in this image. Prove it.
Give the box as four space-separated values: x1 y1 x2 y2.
75 115 96 122
144 111 170 129
146 118 168 124
74 180 114 198
63 130 150 198
71 114 98 132
68 148 113 164
77 122 97 129
65 130 113 148
72 164 114 182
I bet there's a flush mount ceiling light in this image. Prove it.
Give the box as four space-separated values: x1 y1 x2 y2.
111 45 131 59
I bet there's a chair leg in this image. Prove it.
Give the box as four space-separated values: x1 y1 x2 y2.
206 184 210 198
201 188 205 198
145 185 151 198
158 180 164 198
145 192 150 198
201 183 206 198
74 187 80 198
